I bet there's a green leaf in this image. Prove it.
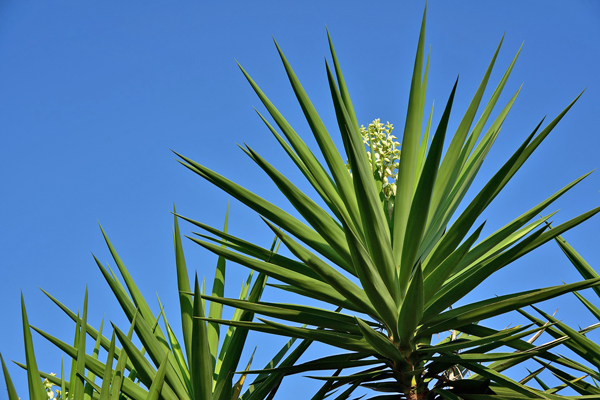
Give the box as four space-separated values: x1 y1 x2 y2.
355 317 406 367
573 290 600 321
60 359 66 400
174 206 194 366
108 295 188 398
416 101 434 184
415 47 431 185
429 36 512 220
98 332 116 400
78 371 102 397
215 269 255 381
207 317 372 353
392 7 427 266
327 29 358 134
428 352 540 363
519 366 545 387
326 60 398 303
113 324 180 400
158 296 192 393
423 222 485 301
201 294 363 334
451 170 592 277
208 205 229 374
434 388 463 400
1 353 19 400
243 357 381 376
433 91 585 261
236 62 354 252
553 232 600 299
527 368 550 391
451 212 555 282
20 293 46 399
29 323 141 395
40 287 133 371
423 124 536 274
191 275 213 400
176 152 347 269
337 217 399 336
274 39 362 235
73 288 88 400
460 46 523 166
190 237 358 311
146 354 170 400
69 311 80 393
416 324 532 354
112 314 137 398
262 219 377 318
419 88 522 262
531 305 600 366
255 110 339 217
99 224 169 347
423 225 547 320
213 273 267 400
309 368 343 400
244 145 353 266
243 329 301 392
241 337 313 400
306 366 389 383
506 91 585 180
179 213 325 279
455 361 549 399
332 380 362 400
400 79 457 293
232 349 256 400
456 325 561 365
95 241 188 390
85 314 104 399
12 361 77 399
509 206 600 264
397 265 424 350
420 278 600 336
460 322 600 381
238 59 337 191
537 360 600 396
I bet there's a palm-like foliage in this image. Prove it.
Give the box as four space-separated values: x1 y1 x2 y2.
506 234 600 397
1 210 306 400
176 8 599 400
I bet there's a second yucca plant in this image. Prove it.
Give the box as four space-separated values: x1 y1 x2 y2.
1 211 307 400
176 7 599 400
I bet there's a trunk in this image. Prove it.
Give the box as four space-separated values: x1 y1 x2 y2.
405 388 428 400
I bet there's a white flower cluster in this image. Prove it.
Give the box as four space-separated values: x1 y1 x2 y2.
348 119 400 200
43 374 63 399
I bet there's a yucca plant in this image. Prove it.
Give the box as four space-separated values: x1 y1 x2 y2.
1 210 308 400
174 7 599 400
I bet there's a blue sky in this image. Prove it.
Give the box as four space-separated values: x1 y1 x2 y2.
1 1 600 398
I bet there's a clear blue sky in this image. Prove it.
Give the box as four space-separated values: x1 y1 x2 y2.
1 1 599 398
